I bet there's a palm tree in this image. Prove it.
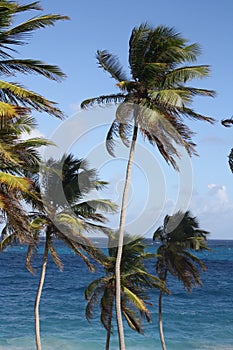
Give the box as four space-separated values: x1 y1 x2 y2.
153 210 209 350
85 234 166 350
81 23 215 349
27 154 117 350
0 0 69 243
221 116 233 173
0 0 68 118
0 109 51 247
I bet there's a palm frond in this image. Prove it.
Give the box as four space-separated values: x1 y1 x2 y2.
0 80 64 118
164 65 211 85
122 307 143 334
229 148 233 173
0 171 32 192
0 59 66 80
81 94 125 109
26 243 37 274
48 241 63 271
14 1 42 13
122 286 148 313
221 117 233 127
0 101 29 120
106 119 120 157
96 50 128 82
2 14 69 45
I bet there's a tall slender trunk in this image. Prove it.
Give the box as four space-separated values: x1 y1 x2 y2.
34 234 49 350
158 270 167 350
115 122 138 350
105 296 114 350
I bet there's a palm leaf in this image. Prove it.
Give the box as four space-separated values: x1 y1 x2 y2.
122 286 148 313
14 1 42 13
0 80 63 118
0 59 66 80
164 65 211 85
26 243 37 274
81 94 125 109
0 172 31 192
96 50 128 82
122 307 143 334
0 101 29 119
48 240 63 271
2 14 69 45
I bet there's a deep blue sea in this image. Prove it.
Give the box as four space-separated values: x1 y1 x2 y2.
0 239 233 350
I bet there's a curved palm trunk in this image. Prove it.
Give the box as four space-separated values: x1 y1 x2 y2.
158 270 167 350
34 235 49 350
105 296 114 350
158 290 167 350
115 122 138 350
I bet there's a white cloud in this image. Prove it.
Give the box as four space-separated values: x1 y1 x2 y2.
190 184 233 239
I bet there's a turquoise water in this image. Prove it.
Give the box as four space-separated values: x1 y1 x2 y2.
0 240 233 349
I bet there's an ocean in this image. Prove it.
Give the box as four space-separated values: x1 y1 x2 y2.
0 240 233 350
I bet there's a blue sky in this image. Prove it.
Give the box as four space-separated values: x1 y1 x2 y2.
18 0 233 239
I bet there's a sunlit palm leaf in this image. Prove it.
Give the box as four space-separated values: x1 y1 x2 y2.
0 80 63 118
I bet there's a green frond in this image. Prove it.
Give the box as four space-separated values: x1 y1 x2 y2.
0 80 64 118
30 217 47 230
81 94 125 109
56 213 86 234
26 243 37 274
181 43 202 62
82 199 118 214
106 119 120 157
12 114 38 132
0 101 29 119
151 89 192 107
122 307 143 334
14 1 42 13
123 286 148 313
48 241 63 271
0 59 66 80
164 65 211 85
183 250 208 271
0 232 16 250
18 137 54 149
96 50 128 82
0 142 22 165
138 105 195 169
0 172 31 192
182 87 216 98
177 106 215 123
3 14 69 45
85 278 104 300
59 233 96 272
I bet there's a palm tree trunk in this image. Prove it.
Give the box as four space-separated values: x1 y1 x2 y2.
115 122 138 350
158 270 167 350
105 296 114 350
34 235 49 350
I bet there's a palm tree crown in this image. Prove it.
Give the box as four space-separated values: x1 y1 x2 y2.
0 0 69 118
85 234 166 350
81 23 215 168
153 210 210 350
